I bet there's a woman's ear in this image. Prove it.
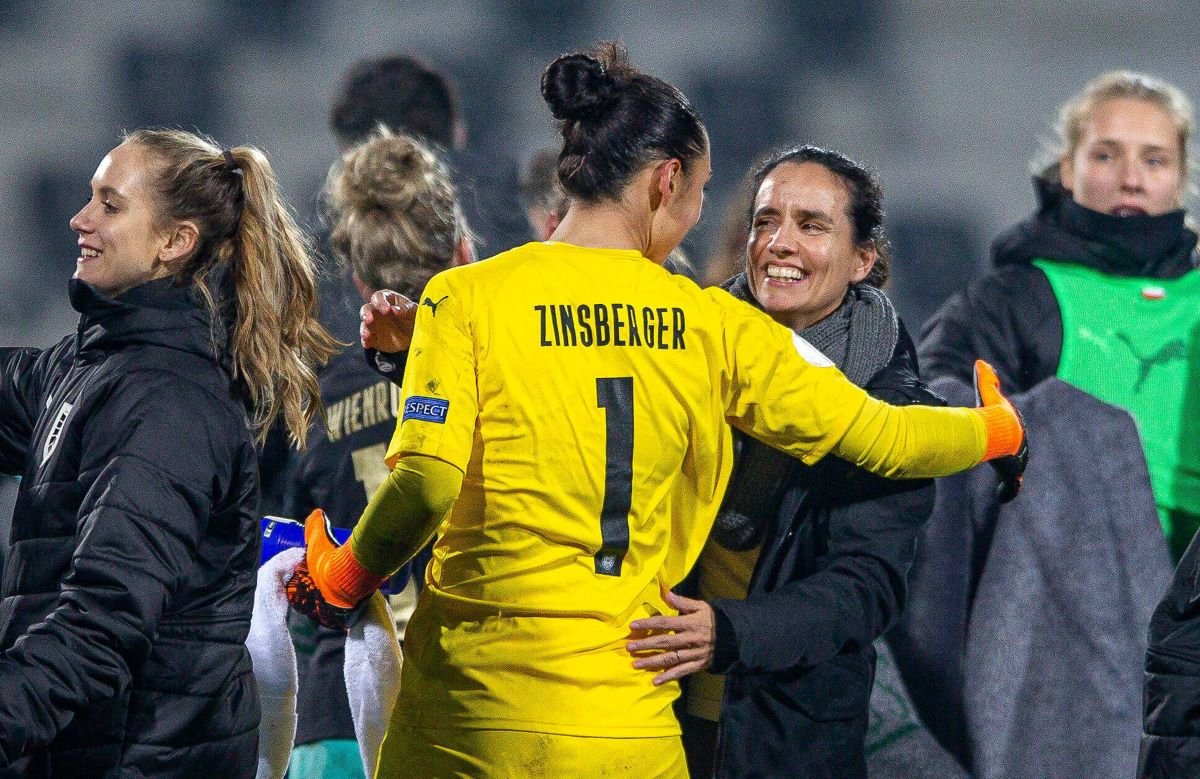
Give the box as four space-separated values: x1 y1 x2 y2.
158 220 200 266
852 244 878 284
660 159 682 196
649 158 682 212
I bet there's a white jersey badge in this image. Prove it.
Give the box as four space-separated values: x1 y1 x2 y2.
791 332 834 367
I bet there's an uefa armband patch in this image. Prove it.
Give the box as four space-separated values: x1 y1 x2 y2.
403 396 449 424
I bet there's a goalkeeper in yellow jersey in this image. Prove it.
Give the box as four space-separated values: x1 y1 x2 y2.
286 42 1027 778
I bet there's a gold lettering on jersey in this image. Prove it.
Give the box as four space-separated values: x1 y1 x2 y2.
325 380 402 443
536 304 686 350
362 381 379 428
348 393 364 434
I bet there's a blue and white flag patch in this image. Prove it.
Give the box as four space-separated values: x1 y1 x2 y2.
403 396 449 423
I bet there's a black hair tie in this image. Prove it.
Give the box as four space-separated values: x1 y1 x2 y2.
222 148 239 171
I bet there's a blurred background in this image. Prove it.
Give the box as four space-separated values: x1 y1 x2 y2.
1 0 1197 346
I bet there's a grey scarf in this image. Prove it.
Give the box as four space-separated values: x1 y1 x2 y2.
713 273 900 549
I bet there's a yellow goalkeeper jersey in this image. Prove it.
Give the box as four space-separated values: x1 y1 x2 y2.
384 240 984 737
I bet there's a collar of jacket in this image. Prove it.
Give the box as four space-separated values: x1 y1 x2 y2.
991 177 1198 279
69 275 225 365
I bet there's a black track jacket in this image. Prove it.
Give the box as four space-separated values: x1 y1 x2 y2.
708 326 939 779
0 277 259 776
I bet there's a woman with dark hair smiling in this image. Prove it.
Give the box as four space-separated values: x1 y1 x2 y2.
641 145 945 779
286 44 1027 777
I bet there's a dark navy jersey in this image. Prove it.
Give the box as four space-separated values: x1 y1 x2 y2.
286 345 413 746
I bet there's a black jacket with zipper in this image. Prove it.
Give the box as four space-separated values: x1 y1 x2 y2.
0 277 259 777
708 324 939 779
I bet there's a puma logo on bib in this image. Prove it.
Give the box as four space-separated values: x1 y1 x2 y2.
1115 332 1187 392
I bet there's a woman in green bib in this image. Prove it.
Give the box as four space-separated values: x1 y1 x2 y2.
914 71 1199 778
921 71 1199 560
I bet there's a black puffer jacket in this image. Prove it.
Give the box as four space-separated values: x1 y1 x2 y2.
1142 533 1200 776
919 177 1197 392
707 321 939 779
0 277 259 777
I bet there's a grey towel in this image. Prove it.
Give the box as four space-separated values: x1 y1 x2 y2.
890 377 1173 779
867 640 970 778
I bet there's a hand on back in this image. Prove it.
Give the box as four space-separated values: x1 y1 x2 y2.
360 290 417 353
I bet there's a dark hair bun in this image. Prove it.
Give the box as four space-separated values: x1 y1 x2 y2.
541 53 619 123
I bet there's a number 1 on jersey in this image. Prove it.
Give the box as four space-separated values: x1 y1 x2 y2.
595 377 633 576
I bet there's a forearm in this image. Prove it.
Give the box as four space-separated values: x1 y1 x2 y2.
349 454 462 575
0 481 193 763
918 268 1058 393
363 347 408 387
711 484 930 674
833 400 1019 479
0 597 143 764
722 306 1020 477
0 347 47 473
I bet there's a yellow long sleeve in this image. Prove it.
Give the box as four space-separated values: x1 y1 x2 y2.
348 454 464 576
714 288 1011 480
832 398 989 479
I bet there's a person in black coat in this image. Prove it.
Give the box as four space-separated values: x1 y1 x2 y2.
626 146 940 778
0 129 335 776
919 71 1199 561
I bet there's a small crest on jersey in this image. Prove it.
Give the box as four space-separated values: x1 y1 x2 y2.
41 401 73 467
595 552 622 576
792 332 834 367
403 396 449 424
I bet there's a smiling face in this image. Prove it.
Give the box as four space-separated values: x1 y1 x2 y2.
747 161 875 331
1060 97 1185 217
69 142 173 297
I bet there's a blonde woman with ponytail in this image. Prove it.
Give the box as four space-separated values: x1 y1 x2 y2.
0 128 334 775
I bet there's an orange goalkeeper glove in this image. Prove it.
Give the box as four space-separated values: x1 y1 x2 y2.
973 359 1029 503
285 509 388 630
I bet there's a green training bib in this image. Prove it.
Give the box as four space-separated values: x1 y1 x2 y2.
1035 259 1200 553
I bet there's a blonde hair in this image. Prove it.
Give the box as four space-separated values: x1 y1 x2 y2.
125 128 337 449
1037 71 1195 190
325 129 471 299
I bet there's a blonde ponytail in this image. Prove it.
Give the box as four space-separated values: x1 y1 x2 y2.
125 128 336 448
